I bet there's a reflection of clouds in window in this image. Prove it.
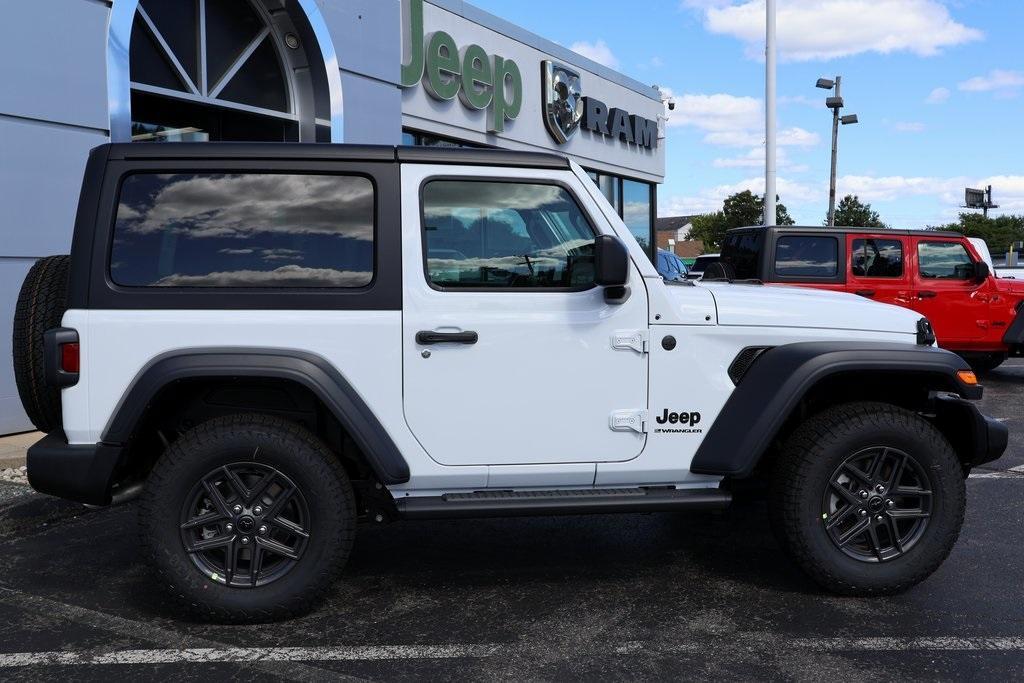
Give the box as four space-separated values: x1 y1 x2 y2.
154 265 371 287
424 182 567 218
622 201 649 228
117 174 373 241
111 173 375 288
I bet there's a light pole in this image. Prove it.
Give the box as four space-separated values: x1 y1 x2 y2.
817 77 858 226
764 0 777 226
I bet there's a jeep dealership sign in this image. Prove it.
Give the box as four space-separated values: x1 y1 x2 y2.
400 0 522 133
400 0 664 181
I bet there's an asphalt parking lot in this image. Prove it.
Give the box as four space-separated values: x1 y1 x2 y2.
2 363 1024 681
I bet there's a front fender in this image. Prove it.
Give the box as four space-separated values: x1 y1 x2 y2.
690 342 980 478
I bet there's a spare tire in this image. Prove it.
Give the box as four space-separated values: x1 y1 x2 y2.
13 255 71 433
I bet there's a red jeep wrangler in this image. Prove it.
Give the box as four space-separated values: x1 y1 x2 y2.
714 226 1024 371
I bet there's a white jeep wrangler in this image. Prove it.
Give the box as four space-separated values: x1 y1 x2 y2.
15 143 1006 621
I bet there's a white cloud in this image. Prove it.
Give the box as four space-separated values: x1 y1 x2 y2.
569 40 619 69
712 147 808 171
660 174 1024 224
660 175 818 217
154 265 372 287
779 94 818 107
958 69 1024 95
925 87 950 104
663 91 819 150
696 0 982 61
665 92 762 131
891 121 926 133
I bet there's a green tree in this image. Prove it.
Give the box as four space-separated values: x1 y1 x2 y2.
830 195 886 228
686 190 794 250
931 212 1024 256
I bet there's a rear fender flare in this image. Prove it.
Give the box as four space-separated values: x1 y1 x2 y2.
101 348 410 484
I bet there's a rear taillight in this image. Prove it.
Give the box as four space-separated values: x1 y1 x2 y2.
44 328 80 387
60 342 80 374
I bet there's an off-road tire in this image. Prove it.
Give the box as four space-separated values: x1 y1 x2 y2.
769 401 965 596
13 255 70 433
967 352 1006 374
140 414 356 622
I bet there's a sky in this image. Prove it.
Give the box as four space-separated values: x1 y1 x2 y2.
468 0 1024 228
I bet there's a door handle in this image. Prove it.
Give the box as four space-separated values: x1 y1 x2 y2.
855 289 876 297
917 291 937 299
416 330 479 345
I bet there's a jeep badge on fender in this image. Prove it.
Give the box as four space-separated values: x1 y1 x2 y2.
656 409 701 426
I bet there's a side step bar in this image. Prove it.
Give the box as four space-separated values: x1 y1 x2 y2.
396 487 732 520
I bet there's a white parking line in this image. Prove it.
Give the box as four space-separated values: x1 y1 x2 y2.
0 644 501 668
969 470 1024 479
5 636 1024 667
796 637 1024 652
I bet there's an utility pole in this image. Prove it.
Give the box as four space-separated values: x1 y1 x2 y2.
764 0 777 226
817 76 858 226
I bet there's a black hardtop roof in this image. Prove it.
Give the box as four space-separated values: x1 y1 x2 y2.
726 225 963 239
101 142 571 170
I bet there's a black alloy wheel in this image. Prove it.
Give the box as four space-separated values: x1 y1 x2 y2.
822 446 932 563
180 462 311 588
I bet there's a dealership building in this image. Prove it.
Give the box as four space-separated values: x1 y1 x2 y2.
0 0 665 433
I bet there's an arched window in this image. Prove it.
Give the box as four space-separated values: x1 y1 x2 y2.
109 0 342 143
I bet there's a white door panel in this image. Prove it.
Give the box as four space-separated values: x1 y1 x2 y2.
401 165 650 467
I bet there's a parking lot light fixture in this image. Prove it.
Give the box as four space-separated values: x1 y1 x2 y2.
819 75 858 226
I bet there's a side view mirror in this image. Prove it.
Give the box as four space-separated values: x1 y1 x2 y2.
974 261 990 282
594 235 629 287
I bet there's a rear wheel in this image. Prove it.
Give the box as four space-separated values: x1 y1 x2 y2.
770 402 964 595
12 255 70 432
140 414 356 622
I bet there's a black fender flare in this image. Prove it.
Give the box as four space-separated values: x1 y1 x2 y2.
690 342 979 478
102 348 410 484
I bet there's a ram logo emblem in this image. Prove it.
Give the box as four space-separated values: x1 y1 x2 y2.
542 60 583 144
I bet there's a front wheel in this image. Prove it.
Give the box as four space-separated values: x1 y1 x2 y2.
770 402 965 595
966 352 1006 374
140 414 356 622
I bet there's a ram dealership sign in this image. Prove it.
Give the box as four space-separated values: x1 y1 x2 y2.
542 61 657 149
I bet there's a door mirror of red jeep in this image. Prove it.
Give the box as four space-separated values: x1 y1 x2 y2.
974 260 991 282
594 235 629 287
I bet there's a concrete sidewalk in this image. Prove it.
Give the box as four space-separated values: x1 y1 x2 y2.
0 431 38 469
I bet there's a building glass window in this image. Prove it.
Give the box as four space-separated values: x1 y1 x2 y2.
402 129 483 148
622 179 653 257
585 171 655 261
111 172 374 287
126 0 331 143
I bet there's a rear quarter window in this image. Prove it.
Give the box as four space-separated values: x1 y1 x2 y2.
110 172 375 288
774 235 838 278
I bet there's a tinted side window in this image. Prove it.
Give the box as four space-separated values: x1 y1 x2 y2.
918 241 973 279
775 235 838 278
721 231 763 279
421 180 595 289
111 173 374 287
852 238 903 277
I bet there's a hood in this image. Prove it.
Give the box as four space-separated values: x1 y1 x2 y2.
701 282 922 335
